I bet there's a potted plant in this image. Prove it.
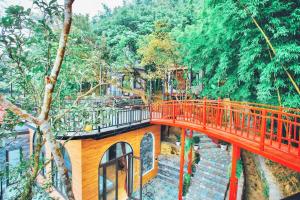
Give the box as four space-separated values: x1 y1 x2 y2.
176 134 181 146
84 122 93 132
193 136 200 150
220 141 229 150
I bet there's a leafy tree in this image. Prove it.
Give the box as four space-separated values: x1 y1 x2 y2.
138 20 180 83
177 0 300 107
0 0 76 199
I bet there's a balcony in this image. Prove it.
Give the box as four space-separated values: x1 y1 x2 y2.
53 98 150 140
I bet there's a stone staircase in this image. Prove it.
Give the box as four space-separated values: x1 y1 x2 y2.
157 154 188 186
185 134 231 200
134 155 187 200
133 134 230 200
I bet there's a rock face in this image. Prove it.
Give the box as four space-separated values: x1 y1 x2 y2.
185 133 231 200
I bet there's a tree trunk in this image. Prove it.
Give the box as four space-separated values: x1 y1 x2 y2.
20 129 43 200
37 0 75 199
1 0 76 199
40 122 74 200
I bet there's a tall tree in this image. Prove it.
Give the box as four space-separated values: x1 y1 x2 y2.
177 0 300 107
0 0 76 199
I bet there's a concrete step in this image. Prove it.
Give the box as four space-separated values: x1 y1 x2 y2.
200 155 231 165
185 184 225 200
196 164 228 179
158 167 180 179
198 142 218 149
191 176 227 192
194 169 229 185
199 158 230 171
199 136 213 143
156 173 178 186
158 155 188 173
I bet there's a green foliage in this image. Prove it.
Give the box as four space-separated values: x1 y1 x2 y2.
262 178 270 198
92 0 201 67
177 0 300 107
183 173 191 196
192 136 200 144
184 136 193 155
194 152 200 164
138 20 180 80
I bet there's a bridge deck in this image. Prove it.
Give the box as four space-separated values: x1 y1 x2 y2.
150 100 300 173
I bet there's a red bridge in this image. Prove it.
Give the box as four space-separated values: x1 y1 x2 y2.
149 99 300 200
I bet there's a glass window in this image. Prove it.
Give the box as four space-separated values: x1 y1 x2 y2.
140 133 154 175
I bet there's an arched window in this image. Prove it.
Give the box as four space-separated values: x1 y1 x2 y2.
99 142 133 200
32 131 46 176
51 145 72 196
140 133 154 175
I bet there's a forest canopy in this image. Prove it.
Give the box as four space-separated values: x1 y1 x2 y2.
1 0 299 108
0 0 299 199
92 0 300 107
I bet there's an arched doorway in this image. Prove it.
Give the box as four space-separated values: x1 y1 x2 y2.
99 142 133 200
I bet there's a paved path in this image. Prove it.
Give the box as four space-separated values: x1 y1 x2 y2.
185 133 231 200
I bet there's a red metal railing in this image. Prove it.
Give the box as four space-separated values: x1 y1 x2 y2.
150 99 300 161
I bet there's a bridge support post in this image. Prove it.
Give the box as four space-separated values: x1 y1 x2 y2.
260 110 267 151
178 128 186 200
173 101 175 123
188 130 193 175
229 145 240 200
203 97 207 129
217 98 221 127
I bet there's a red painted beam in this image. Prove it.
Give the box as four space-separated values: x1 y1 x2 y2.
229 145 240 200
178 128 186 200
188 130 193 175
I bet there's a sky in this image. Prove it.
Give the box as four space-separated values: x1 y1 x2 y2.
0 0 127 16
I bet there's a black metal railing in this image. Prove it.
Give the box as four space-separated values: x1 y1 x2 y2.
53 105 150 133
63 96 144 108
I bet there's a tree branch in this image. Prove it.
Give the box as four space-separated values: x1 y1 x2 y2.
0 95 40 125
39 0 75 121
52 82 106 122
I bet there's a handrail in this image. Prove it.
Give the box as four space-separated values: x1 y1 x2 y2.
52 105 150 133
150 99 300 172
159 99 300 113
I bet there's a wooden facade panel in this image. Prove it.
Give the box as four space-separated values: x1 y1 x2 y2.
64 140 83 199
81 125 161 200
29 125 161 200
